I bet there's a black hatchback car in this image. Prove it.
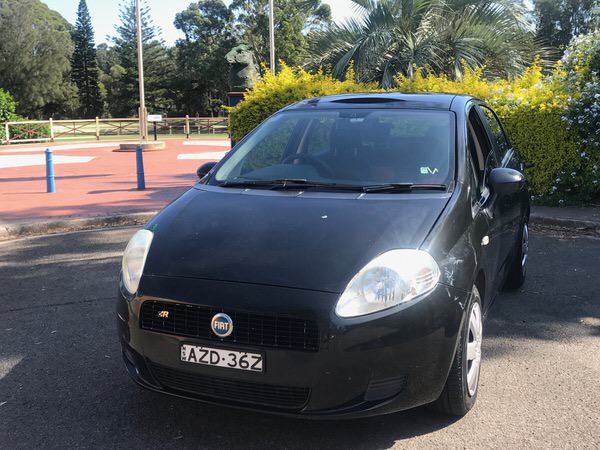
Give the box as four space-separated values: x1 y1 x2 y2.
117 93 529 418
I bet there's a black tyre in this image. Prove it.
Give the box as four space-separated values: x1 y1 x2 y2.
432 285 482 416
504 222 528 290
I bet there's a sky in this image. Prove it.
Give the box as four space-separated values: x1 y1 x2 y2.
42 0 356 47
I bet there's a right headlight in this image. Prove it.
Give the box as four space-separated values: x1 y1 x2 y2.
121 229 154 295
335 249 440 318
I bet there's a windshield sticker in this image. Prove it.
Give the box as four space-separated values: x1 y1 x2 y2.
420 167 439 175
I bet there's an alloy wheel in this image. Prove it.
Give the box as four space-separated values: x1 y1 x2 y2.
466 290 482 397
521 223 529 271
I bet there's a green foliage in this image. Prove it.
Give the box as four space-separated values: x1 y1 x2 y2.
0 88 17 141
106 0 174 117
230 0 331 71
71 0 103 118
550 33 600 205
308 0 542 88
534 0 596 57
172 0 235 115
501 109 581 202
0 0 77 118
0 88 16 123
228 64 378 142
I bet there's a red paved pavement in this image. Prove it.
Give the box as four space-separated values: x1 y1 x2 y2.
0 139 230 222
3 139 600 237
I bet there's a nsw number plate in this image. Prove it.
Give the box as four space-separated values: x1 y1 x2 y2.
180 344 263 372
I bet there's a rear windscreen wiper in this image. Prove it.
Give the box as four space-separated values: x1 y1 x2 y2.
362 183 448 193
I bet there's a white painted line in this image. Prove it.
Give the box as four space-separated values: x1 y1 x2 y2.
177 152 228 160
0 356 23 381
0 155 96 169
0 142 123 154
182 140 231 147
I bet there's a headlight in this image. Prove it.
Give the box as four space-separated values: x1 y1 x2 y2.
335 249 440 318
121 229 154 295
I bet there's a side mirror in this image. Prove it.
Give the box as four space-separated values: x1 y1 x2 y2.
196 162 217 180
489 167 525 195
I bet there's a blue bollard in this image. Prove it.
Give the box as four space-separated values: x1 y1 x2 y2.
45 148 56 193
136 144 145 190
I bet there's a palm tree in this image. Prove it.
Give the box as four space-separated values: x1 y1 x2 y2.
308 0 540 87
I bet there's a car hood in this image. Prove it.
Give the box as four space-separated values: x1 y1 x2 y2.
143 185 450 293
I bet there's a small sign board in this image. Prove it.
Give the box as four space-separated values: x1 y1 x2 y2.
148 114 162 122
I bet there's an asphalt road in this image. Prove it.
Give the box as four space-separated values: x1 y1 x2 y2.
1 228 599 449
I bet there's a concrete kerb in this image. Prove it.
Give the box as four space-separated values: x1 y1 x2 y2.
0 212 157 241
529 212 600 235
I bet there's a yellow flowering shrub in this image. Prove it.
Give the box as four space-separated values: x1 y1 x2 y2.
395 59 569 114
228 63 379 143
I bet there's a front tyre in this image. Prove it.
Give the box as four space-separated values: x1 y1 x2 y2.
432 285 482 416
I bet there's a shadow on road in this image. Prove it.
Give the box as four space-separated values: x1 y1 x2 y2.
484 233 600 361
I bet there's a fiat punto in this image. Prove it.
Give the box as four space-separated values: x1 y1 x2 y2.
117 93 529 417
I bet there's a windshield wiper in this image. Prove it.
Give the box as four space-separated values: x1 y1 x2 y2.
217 179 364 191
217 179 280 188
218 179 448 193
362 183 448 193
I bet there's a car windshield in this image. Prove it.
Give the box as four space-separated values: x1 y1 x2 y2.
213 108 455 190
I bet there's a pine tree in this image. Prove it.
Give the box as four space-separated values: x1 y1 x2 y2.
107 0 173 117
71 0 102 118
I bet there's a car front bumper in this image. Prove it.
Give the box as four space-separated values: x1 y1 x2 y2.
117 274 470 418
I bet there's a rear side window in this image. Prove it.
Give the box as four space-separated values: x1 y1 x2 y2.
479 106 511 160
305 116 336 154
467 107 498 198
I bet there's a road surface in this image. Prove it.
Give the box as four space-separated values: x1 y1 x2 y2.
1 228 598 449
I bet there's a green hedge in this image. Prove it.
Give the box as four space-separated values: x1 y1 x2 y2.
498 108 579 197
0 88 17 142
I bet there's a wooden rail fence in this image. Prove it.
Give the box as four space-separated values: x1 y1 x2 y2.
1 116 229 145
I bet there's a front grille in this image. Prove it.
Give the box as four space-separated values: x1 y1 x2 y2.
149 362 310 410
140 300 319 351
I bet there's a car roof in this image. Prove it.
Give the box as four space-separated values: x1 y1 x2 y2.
284 92 475 112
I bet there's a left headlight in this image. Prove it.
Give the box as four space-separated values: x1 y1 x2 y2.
335 249 440 318
121 229 154 295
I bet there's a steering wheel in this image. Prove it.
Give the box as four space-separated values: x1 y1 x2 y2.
282 153 333 177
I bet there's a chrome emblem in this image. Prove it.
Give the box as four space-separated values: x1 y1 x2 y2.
157 310 169 319
211 313 233 338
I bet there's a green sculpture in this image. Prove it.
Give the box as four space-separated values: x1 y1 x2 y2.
225 44 261 91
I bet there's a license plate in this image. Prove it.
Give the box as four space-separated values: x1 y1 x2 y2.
180 344 263 372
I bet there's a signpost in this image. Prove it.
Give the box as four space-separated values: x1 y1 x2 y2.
148 114 162 141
